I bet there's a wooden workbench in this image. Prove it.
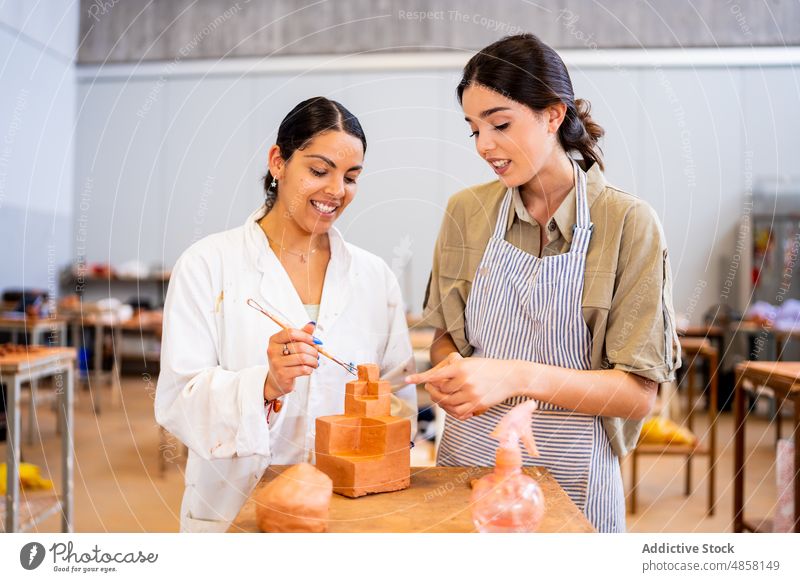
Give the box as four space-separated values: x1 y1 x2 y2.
733 361 800 533
229 465 595 533
1 345 75 532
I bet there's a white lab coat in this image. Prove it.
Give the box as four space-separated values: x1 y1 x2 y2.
155 205 418 533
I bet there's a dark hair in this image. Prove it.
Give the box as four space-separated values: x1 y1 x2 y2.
263 96 367 211
457 33 605 171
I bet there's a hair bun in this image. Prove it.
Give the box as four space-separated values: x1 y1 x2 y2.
574 98 605 143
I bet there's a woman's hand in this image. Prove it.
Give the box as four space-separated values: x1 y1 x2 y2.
430 350 463 371
406 357 524 421
265 322 319 400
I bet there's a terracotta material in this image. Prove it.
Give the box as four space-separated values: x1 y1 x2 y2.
0 344 47 356
254 462 333 533
315 364 411 497
0 345 76 370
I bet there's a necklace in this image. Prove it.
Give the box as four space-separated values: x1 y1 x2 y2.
266 235 322 264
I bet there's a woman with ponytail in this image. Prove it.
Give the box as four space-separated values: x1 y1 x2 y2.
156 97 417 532
409 34 680 532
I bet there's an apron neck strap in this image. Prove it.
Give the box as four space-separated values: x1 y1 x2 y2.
492 157 592 240
493 186 515 239
572 158 591 230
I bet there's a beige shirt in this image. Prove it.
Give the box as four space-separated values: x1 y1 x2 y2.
421 161 681 457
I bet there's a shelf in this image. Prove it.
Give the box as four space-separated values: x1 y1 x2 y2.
0 492 62 533
64 272 170 283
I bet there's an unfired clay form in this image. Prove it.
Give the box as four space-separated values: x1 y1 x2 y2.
315 364 411 497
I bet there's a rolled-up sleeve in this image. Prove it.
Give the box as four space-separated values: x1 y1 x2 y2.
420 198 455 331
604 201 681 383
420 196 477 355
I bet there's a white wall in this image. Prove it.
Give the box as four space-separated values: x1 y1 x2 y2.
0 1 78 296
73 53 800 321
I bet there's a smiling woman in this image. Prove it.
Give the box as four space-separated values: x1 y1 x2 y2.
258 98 366 302
154 96 418 533
262 98 366 223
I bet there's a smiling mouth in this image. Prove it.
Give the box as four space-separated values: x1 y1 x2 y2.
310 200 339 215
490 159 510 168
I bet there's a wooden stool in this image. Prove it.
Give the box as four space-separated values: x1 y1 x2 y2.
629 337 719 515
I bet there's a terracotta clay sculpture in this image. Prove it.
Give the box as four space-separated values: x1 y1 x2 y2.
254 462 333 533
315 363 411 497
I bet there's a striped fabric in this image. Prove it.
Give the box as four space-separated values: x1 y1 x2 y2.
437 159 626 532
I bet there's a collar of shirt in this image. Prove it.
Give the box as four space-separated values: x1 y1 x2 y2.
243 204 353 274
242 204 354 327
505 160 607 243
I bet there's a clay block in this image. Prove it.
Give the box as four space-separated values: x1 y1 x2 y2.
315 363 411 498
254 463 333 533
344 363 392 417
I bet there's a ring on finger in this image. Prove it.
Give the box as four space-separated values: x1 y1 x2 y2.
282 343 291 356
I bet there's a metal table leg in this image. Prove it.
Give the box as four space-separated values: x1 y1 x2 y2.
5 373 21 532
26 378 37 445
58 365 74 532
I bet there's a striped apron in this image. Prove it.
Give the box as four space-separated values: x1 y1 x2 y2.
437 159 626 532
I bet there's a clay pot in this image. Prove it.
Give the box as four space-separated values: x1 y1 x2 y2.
254 463 333 533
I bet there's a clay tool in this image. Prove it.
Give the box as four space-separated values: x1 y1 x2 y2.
246 298 357 376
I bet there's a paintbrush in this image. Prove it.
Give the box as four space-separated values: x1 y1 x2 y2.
246 298 357 376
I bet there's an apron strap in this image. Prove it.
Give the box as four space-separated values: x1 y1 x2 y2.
573 158 592 230
490 158 593 245
492 188 514 240
571 158 594 256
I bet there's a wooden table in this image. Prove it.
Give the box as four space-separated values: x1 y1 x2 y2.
733 361 800 533
732 321 800 359
0 316 69 445
229 465 595 533
76 312 162 413
678 324 725 358
731 322 800 442
630 337 719 516
678 324 725 340
1 346 75 532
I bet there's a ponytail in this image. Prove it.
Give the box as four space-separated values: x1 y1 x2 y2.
560 98 605 171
